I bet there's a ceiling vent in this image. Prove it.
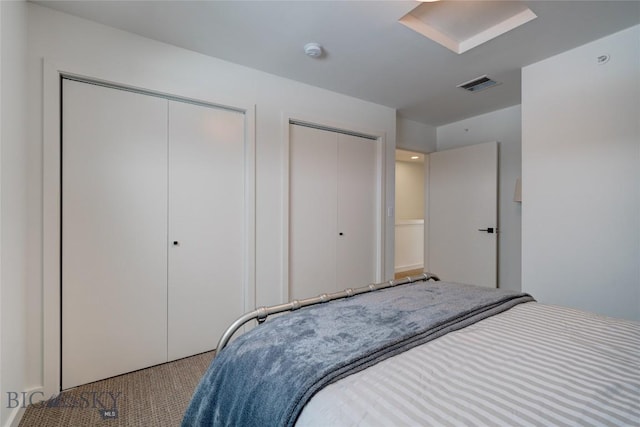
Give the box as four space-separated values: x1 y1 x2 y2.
457 75 500 93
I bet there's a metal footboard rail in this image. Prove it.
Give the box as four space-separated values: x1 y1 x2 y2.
216 272 440 354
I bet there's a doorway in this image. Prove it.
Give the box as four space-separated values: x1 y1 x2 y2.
394 149 427 279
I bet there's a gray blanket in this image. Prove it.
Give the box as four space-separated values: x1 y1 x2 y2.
182 281 534 427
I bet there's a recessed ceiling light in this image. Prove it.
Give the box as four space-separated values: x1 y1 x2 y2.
411 156 420 160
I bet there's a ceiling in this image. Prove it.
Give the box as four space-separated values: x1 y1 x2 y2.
33 1 640 126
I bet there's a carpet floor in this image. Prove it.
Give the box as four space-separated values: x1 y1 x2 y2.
19 351 215 427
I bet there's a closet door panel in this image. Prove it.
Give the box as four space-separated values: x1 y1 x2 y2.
289 124 339 300
337 134 378 288
62 80 168 389
167 101 245 360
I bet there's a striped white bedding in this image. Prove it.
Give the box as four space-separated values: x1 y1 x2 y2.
296 302 640 426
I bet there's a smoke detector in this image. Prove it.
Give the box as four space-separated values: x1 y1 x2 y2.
304 43 323 58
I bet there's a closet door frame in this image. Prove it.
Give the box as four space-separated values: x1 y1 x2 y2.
42 61 256 397
282 113 386 303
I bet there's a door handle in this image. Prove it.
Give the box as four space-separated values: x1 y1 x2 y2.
478 227 495 233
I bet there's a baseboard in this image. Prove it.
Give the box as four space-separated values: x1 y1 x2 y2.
3 386 44 427
4 404 25 427
394 264 424 273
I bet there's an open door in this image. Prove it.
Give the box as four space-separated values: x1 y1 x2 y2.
428 141 498 288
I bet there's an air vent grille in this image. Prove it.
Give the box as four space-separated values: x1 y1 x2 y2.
457 75 500 93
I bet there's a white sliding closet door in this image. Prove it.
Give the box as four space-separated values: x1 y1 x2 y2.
336 134 377 289
289 124 378 300
167 101 245 361
62 80 248 388
289 125 339 300
62 80 168 389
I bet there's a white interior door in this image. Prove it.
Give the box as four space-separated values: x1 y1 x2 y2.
428 141 498 288
167 100 246 361
289 124 339 299
62 79 168 389
336 133 377 289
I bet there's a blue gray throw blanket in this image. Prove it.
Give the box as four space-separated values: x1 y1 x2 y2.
182 281 534 427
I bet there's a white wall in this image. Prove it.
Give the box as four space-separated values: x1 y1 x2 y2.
437 105 522 292
394 221 424 273
522 25 639 321
1 1 29 425
23 2 396 400
397 116 437 153
395 160 425 220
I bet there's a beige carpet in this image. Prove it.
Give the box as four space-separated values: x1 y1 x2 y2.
19 351 215 427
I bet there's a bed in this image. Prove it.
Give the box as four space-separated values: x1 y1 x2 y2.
182 274 640 426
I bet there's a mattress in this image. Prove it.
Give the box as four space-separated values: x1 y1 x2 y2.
183 280 534 426
297 302 640 426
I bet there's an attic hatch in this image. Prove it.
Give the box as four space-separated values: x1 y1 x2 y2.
457 75 499 93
